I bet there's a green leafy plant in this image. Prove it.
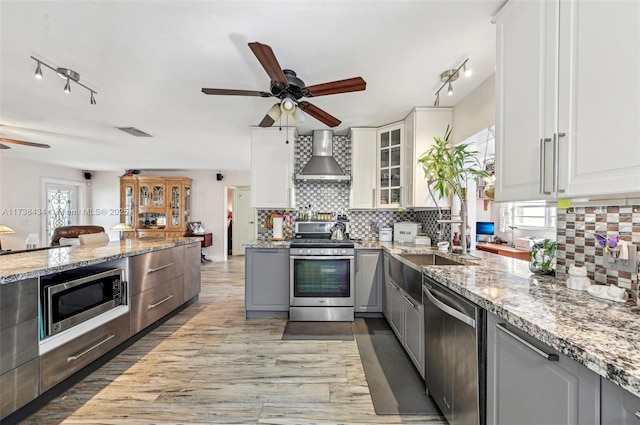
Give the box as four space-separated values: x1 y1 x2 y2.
417 125 489 205
529 239 557 275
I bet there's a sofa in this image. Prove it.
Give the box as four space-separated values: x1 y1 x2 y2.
51 225 105 246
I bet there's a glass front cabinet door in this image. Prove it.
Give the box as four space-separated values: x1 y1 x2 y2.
377 123 404 207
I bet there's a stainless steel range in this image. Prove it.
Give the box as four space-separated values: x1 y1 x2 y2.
289 221 354 322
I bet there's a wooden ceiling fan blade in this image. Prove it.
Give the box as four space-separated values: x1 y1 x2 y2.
258 114 275 128
201 88 272 97
0 138 50 149
298 101 341 127
0 143 10 149
302 77 366 97
248 42 289 88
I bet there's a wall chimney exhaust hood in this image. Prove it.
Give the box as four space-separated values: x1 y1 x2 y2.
296 130 350 182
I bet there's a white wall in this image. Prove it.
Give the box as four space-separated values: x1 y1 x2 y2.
0 157 88 250
451 74 496 144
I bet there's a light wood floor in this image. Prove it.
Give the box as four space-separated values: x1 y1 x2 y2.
22 257 444 424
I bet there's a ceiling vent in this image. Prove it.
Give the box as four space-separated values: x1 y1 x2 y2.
115 127 153 137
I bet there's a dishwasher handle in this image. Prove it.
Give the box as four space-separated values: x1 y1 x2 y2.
423 285 476 328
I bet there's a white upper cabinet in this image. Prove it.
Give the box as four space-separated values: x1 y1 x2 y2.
377 122 405 208
494 0 640 202
349 128 378 209
404 107 453 208
250 127 297 208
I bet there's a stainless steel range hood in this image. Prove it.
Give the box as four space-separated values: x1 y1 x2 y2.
296 130 350 182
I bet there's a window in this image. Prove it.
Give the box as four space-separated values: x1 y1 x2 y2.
512 201 556 229
41 179 85 245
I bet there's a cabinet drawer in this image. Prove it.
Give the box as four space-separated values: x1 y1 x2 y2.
0 278 37 329
130 276 184 334
129 246 184 295
40 313 130 392
0 358 39 420
0 317 38 375
137 230 166 238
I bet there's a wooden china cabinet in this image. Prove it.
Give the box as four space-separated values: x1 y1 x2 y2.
119 176 192 238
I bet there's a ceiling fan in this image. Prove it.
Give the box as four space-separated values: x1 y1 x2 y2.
0 138 50 150
201 42 366 128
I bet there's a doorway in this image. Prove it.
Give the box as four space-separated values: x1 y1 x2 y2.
41 179 85 246
223 185 255 260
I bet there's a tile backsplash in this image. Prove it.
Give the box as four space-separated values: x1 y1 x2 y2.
556 205 640 297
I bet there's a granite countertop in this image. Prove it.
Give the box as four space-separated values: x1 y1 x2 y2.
0 237 200 284
401 248 640 398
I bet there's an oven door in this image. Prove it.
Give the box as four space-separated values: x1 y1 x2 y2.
289 255 354 307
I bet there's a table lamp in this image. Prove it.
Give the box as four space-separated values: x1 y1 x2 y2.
0 224 15 251
110 222 134 240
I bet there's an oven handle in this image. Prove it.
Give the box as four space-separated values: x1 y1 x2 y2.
67 334 116 362
147 294 174 310
290 255 354 260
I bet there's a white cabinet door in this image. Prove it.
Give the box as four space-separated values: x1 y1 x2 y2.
377 122 404 208
495 0 640 202
349 128 377 209
405 107 453 208
250 127 296 208
558 0 640 198
494 0 557 202
355 250 383 312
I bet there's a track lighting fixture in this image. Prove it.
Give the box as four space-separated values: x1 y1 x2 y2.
34 61 43 79
30 56 97 105
433 58 470 106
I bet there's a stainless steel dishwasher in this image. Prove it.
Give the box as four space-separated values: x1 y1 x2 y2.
423 274 485 425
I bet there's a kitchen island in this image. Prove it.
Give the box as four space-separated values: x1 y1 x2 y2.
245 239 640 399
0 237 202 423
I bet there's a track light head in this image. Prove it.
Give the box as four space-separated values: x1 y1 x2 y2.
90 92 96 105
447 82 453 96
64 78 71 93
463 62 472 77
434 93 440 107
34 62 43 80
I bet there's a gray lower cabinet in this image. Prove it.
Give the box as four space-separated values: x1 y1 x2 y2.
382 252 424 377
130 276 185 334
0 278 39 420
601 377 640 424
355 250 383 313
183 241 202 303
40 313 130 393
402 294 424 378
245 248 290 317
486 312 600 425
129 245 185 296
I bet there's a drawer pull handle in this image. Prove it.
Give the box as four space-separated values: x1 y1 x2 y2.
148 263 174 273
389 282 399 291
67 334 116 362
403 295 417 309
148 294 174 309
496 323 559 361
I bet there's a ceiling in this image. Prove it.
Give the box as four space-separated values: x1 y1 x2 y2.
0 0 505 172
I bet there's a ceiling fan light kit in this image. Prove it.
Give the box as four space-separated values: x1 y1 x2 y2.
201 41 366 128
30 56 97 105
434 58 471 106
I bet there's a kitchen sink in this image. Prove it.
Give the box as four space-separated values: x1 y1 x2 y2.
399 253 465 267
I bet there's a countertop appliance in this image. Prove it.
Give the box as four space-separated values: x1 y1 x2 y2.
515 237 544 251
423 275 485 425
289 221 355 321
378 227 392 242
394 222 421 243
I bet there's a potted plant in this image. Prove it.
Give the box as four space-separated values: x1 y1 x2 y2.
417 125 489 253
529 239 557 275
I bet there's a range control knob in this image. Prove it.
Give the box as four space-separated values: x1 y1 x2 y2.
307 249 312 255
341 249 346 254
333 249 339 254
298 249 304 255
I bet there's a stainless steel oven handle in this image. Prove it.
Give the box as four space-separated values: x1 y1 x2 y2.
147 263 174 273
496 323 559 361
67 334 116 362
423 286 475 328
290 256 354 260
148 294 174 310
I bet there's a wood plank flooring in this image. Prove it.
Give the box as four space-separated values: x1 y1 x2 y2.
22 257 445 424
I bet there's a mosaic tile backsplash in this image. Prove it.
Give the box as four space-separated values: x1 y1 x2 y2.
556 205 640 298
